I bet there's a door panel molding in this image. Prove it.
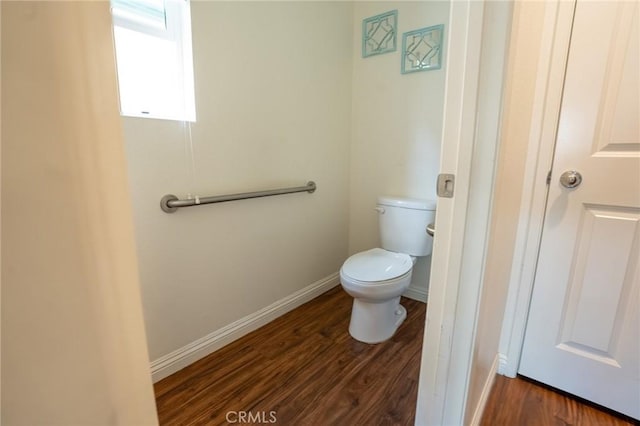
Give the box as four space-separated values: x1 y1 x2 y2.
594 2 639 155
558 205 640 357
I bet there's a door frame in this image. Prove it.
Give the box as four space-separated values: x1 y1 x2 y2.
497 0 577 377
416 0 507 424
416 1 580 424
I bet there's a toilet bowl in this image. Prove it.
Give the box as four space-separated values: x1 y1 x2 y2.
340 197 435 343
340 249 415 343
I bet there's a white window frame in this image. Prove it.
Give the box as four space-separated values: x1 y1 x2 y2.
111 0 196 122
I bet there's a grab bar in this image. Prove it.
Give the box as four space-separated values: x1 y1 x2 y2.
160 181 316 213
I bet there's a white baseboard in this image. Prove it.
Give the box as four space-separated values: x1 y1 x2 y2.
403 285 428 303
469 354 500 426
497 352 517 377
150 272 340 382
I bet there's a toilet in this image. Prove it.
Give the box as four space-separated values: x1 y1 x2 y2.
340 196 436 343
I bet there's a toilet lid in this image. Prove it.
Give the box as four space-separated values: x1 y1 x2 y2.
342 248 412 282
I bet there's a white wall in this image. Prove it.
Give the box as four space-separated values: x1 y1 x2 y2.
349 2 449 296
124 1 449 374
1 2 157 424
123 2 354 363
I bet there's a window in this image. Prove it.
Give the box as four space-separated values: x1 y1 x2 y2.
111 0 196 122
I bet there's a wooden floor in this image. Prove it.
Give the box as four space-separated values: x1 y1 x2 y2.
155 286 636 426
154 286 426 425
481 375 638 426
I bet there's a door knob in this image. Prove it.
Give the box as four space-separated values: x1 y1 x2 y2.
560 170 582 188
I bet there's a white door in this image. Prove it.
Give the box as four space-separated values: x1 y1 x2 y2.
519 0 640 420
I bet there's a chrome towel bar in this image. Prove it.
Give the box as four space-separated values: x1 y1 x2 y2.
160 181 316 213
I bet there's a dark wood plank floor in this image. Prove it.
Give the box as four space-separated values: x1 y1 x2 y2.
154 286 426 425
481 375 638 426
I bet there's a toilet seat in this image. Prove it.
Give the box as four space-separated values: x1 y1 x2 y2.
340 270 411 287
340 266 412 302
341 248 412 282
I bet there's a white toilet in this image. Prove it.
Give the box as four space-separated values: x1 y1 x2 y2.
340 196 436 343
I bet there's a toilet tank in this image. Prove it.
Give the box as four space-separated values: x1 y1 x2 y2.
377 196 436 256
